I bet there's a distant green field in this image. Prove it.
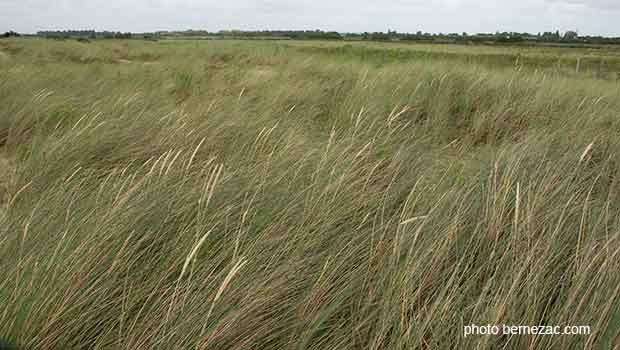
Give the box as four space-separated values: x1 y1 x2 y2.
1 38 620 349
286 40 620 80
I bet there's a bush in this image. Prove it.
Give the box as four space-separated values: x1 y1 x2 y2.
2 31 20 38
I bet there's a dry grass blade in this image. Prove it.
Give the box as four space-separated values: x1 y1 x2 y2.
580 141 595 163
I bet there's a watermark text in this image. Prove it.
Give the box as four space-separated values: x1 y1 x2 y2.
463 324 591 338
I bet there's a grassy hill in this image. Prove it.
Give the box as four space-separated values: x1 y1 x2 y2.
1 38 619 349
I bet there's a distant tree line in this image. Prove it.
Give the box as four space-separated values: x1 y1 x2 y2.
37 30 132 39
220 30 342 40
2 31 21 38
26 28 620 45
342 30 620 45
157 29 342 40
157 29 620 45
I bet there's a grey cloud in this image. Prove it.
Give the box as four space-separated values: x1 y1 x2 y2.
546 0 620 10
0 0 618 36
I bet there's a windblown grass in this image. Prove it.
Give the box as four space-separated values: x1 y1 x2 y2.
1 38 620 349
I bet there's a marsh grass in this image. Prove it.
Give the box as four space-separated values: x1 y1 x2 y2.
0 38 620 349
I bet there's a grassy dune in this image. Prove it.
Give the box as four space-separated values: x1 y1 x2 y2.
1 38 620 349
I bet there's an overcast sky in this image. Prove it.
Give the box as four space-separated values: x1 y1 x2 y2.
1 0 619 36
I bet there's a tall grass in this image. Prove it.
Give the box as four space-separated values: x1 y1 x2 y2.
1 38 620 349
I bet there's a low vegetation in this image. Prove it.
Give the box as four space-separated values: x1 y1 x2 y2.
1 38 619 349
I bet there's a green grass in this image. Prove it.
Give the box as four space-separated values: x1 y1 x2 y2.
286 41 620 80
1 37 620 349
